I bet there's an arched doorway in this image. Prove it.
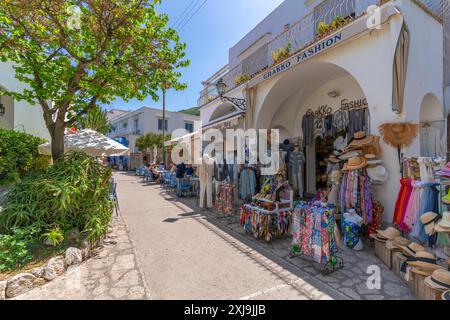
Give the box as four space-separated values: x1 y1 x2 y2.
254 60 368 194
419 93 446 157
0 85 14 130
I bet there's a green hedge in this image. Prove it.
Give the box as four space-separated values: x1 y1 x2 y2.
0 152 113 272
0 129 49 185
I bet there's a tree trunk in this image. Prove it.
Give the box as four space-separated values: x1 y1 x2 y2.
51 119 66 163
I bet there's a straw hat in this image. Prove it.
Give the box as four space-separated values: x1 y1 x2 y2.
367 159 384 166
339 150 362 161
349 131 375 147
442 290 450 300
379 122 419 148
376 227 401 241
346 156 368 170
367 166 389 183
407 251 444 272
421 212 440 236
435 212 450 232
425 269 450 291
326 155 341 164
386 236 411 250
411 268 434 277
400 242 425 257
364 153 376 160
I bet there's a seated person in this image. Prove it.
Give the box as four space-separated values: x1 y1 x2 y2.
176 162 186 179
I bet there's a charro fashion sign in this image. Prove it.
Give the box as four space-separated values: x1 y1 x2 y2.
262 33 343 81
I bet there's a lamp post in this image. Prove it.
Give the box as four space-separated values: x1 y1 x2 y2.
162 88 166 166
215 78 246 111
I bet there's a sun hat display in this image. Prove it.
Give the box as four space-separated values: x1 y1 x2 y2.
411 268 434 277
364 153 376 160
346 156 368 170
378 122 419 149
349 131 375 147
400 242 425 257
435 212 450 233
420 212 440 236
339 150 362 160
367 159 384 166
386 236 411 250
407 251 445 272
326 155 341 163
442 290 450 300
376 227 401 241
367 166 389 183
425 269 450 291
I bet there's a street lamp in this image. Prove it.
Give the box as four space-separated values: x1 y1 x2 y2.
0 97 5 118
215 78 246 111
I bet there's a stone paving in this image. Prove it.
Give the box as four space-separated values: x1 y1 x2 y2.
12 215 150 300
176 193 415 300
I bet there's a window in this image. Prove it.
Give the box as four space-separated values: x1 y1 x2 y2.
158 118 168 131
185 122 194 133
133 118 140 134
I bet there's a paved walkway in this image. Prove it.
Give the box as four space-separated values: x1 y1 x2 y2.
118 172 413 300
13 215 150 300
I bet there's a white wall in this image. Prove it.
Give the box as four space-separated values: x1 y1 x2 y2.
0 61 50 140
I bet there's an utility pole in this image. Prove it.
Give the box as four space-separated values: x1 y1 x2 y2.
162 87 166 165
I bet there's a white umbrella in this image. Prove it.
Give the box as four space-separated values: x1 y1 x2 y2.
38 129 130 157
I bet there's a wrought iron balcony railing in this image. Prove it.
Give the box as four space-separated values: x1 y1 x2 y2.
197 0 449 107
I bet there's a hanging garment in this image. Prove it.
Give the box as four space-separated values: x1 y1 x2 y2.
420 126 443 157
397 179 413 227
240 167 257 200
393 179 410 224
410 182 439 244
333 135 346 152
417 157 435 182
302 113 315 147
324 114 334 137
280 141 295 165
214 183 235 215
333 109 349 133
400 180 421 232
368 201 384 237
339 172 348 213
348 108 368 140
199 159 214 208
288 150 305 198
214 160 228 182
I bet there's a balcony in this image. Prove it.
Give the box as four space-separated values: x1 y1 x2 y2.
198 0 448 107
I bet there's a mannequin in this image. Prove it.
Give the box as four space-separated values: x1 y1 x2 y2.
288 144 305 198
343 209 364 251
199 154 214 208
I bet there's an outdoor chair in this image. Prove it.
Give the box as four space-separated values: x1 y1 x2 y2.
176 178 193 198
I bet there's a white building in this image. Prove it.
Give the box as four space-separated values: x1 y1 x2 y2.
198 0 449 223
108 106 200 153
0 61 50 140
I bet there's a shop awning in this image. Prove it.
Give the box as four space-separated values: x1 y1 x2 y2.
165 131 200 147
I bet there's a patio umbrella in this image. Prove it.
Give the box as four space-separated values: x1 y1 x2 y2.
38 129 130 157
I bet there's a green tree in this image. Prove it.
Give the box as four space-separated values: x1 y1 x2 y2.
0 0 189 161
135 132 171 152
76 105 112 135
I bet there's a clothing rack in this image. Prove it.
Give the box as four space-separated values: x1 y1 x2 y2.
289 201 344 275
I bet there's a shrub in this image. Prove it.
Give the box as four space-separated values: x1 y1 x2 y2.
317 21 331 37
272 43 291 64
0 129 50 185
0 152 113 243
235 73 251 86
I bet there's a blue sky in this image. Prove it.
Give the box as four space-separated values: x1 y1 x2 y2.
103 0 284 113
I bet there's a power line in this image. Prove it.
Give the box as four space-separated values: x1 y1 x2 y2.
173 0 200 30
178 0 209 32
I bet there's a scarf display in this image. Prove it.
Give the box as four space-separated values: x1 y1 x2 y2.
338 169 374 225
368 200 384 237
292 202 338 266
239 206 292 243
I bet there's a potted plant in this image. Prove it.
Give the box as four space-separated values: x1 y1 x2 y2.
317 21 331 38
235 73 251 86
